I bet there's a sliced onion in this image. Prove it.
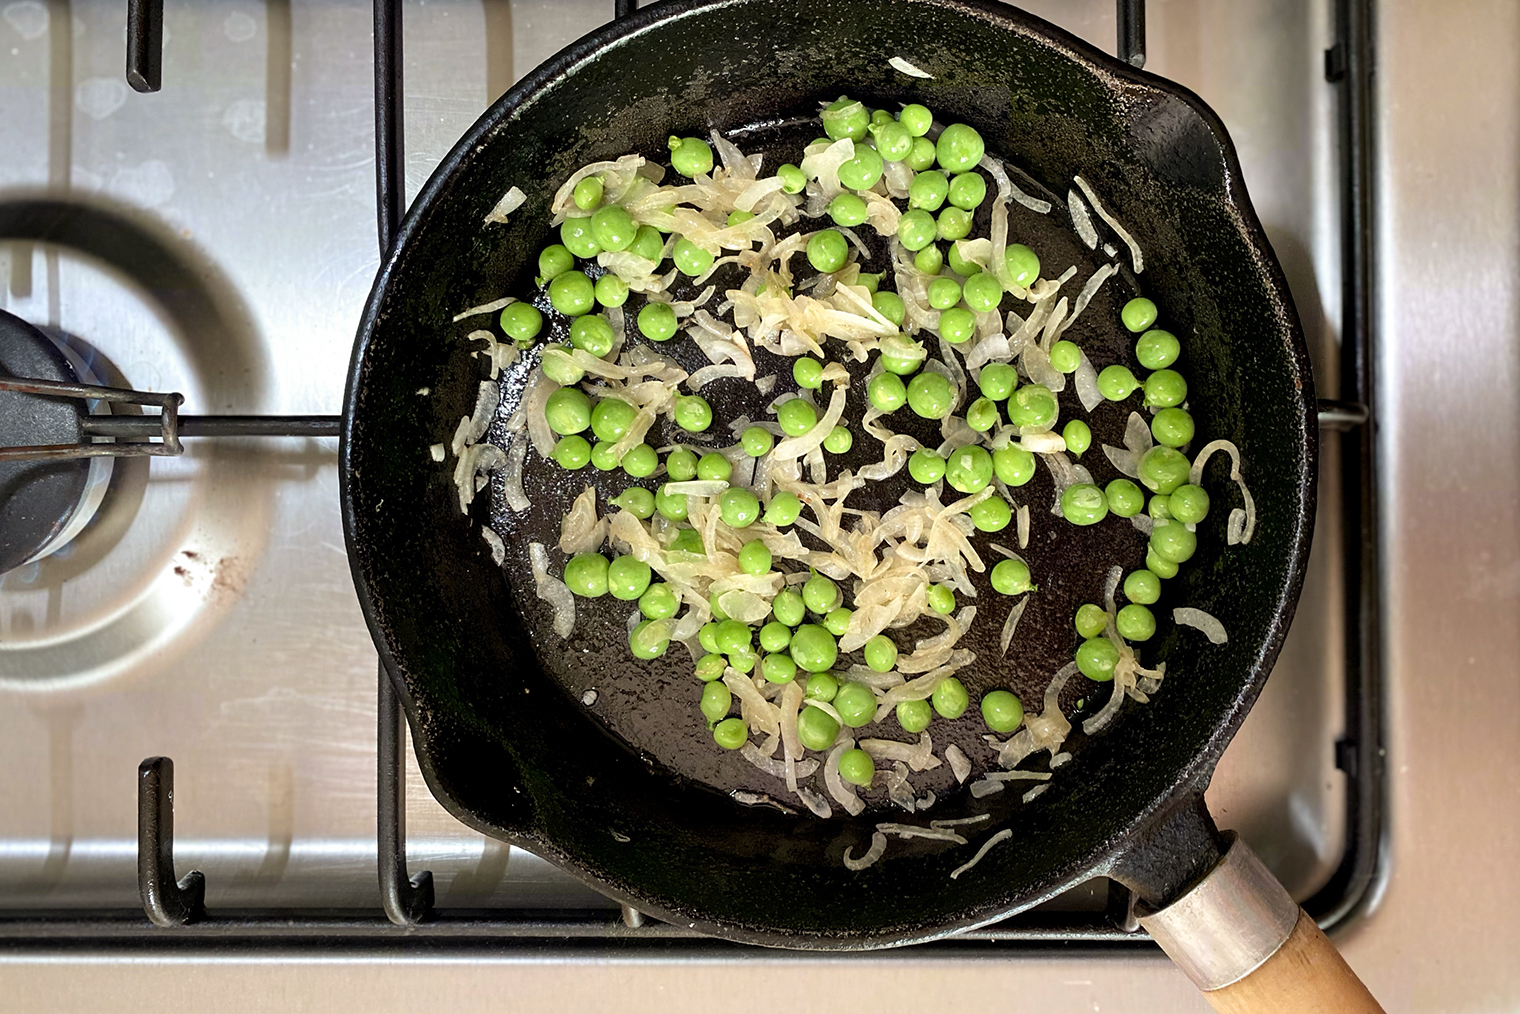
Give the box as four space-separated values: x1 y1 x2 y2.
1103 444 1140 478
999 596 1028 657
946 744 971 784
876 822 968 844
558 485 606 555
502 434 530 512
452 380 501 455
887 55 933 78
950 829 1012 880
843 831 889 871
1074 175 1143 273
1016 504 1030 549
1190 439 1256 545
1060 263 1117 337
527 542 575 638
1067 188 1098 249
663 480 729 497
1073 352 1101 412
481 526 505 566
1126 411 1155 456
825 738 866 816
1174 607 1228 644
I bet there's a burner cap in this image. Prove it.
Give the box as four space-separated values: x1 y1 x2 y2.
0 309 89 575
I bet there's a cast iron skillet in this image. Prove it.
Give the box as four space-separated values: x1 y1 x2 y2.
341 0 1315 948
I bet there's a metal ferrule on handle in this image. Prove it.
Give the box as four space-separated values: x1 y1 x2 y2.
1137 833 1299 991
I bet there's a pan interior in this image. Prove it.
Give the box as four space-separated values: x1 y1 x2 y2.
343 0 1314 947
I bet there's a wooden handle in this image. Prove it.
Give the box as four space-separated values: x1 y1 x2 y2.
1202 910 1384 1014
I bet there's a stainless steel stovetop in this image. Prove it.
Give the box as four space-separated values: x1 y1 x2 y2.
1 1 1516 1011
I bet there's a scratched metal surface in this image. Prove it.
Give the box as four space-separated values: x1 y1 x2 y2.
0 0 1342 913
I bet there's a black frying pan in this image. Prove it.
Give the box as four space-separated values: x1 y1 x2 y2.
343 0 1321 971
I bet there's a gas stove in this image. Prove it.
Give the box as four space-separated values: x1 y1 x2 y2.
3 0 1505 1009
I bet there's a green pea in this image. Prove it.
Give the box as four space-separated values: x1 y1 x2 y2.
939 306 977 344
990 557 1034 595
855 635 895 674
896 699 932 734
655 485 688 521
805 673 837 703
696 452 731 482
870 118 913 161
948 172 987 210
552 435 591 469
630 618 671 659
837 748 875 786
668 135 714 177
1149 495 1174 521
668 527 704 555
541 347 584 386
777 397 818 436
674 395 712 433
699 681 732 723
759 620 791 653
1144 369 1188 408
797 705 840 751
572 175 603 211
621 444 657 478
978 363 1019 401
590 441 620 471
1147 546 1180 579
807 229 849 273
594 273 629 309
1061 483 1109 526
946 241 983 278
881 347 923 375
639 581 679 619
764 491 803 526
935 123 984 173
1005 243 1041 288
963 273 1003 313
1151 520 1198 564
637 301 678 341
1151 408 1195 448
698 622 722 653
607 556 652 600
993 445 1037 487
970 496 1012 532
726 209 754 227
1105 479 1146 517
1075 603 1109 639
828 192 868 227
904 135 937 171
833 682 876 728
868 372 908 412
908 448 946 484
1098 364 1140 401
590 205 635 252
1008 384 1058 429
822 97 870 142
719 488 761 528
713 717 748 749
1049 340 1081 374
694 652 727 682
1138 446 1191 494
545 388 592 435
732 645 763 675
564 553 608 597
614 486 655 519
570 314 615 357
802 573 839 614
771 588 806 627
1169 484 1210 524
549 271 596 316
899 103 933 137
872 290 906 326
857 272 882 293
907 371 954 419
897 208 938 251
776 163 807 194
945 444 993 493
665 448 698 481
823 425 852 454
822 606 851 637
1117 603 1156 642
1123 569 1161 606
591 397 637 442
936 207 972 241
741 425 774 457
1076 637 1119 681
762 653 797 684
1137 329 1181 370
966 396 1001 432
1121 297 1158 333
793 357 824 390
927 584 956 615
711 619 748 655
927 276 962 310
981 690 1024 733
560 217 601 259
789 624 837 672
914 244 944 276
932 677 970 719
909 171 949 212
838 146 884 190
538 244 575 282
629 224 664 262
673 237 714 277
1063 420 1092 458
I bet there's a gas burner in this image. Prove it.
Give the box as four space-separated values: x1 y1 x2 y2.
0 310 113 574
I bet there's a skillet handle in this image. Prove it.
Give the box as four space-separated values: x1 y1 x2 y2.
1138 835 1384 1013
